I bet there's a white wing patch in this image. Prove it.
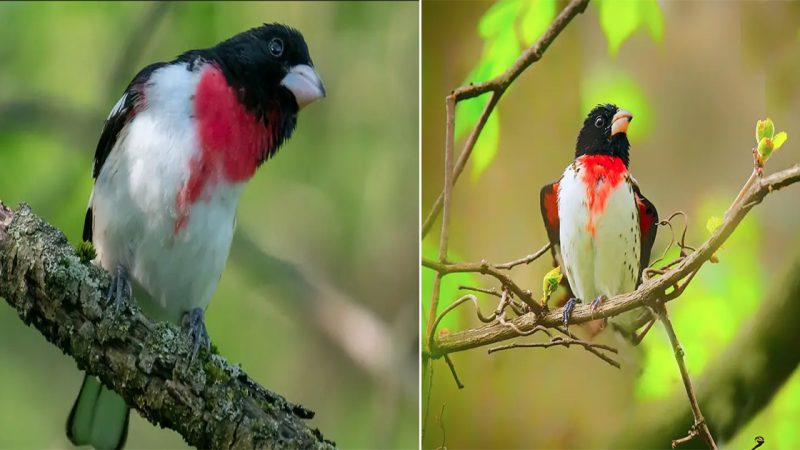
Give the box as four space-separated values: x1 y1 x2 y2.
108 93 128 119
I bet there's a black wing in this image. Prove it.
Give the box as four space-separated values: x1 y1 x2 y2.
633 183 658 286
539 180 561 261
91 62 166 179
83 62 166 242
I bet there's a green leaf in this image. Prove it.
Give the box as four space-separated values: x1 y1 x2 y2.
581 67 652 141
458 6 523 182
757 137 773 162
541 265 563 306
642 0 664 41
478 0 523 39
598 0 638 55
773 131 788 150
756 118 775 142
597 0 664 56
459 0 562 182
706 216 723 235
421 241 477 336
470 106 500 181
521 0 557 45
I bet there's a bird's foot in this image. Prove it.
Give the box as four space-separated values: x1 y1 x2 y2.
590 295 608 318
106 264 132 311
181 307 210 362
562 297 582 328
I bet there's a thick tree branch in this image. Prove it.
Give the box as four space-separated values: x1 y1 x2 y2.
0 203 334 450
430 164 800 358
420 0 590 238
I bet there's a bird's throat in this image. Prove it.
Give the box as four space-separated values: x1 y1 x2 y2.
578 154 627 236
174 65 278 235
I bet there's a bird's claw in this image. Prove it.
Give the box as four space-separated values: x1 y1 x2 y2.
562 297 581 328
106 264 132 311
590 295 608 318
182 307 211 362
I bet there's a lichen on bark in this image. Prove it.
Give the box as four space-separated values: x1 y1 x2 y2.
0 203 334 450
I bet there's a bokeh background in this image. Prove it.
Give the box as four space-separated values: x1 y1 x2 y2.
423 1 800 448
0 2 418 449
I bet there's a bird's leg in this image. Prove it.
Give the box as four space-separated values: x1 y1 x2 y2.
590 294 608 317
562 297 582 328
106 264 132 311
181 307 211 361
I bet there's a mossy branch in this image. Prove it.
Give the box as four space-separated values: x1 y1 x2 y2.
0 203 335 450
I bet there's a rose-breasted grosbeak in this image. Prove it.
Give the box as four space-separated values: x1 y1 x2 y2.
66 24 324 449
540 104 658 329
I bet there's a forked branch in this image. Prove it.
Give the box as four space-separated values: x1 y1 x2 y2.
429 164 800 356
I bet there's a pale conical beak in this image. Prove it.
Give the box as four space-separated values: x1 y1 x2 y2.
611 109 633 136
281 64 325 110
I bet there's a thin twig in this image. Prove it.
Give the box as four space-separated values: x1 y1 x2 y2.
443 354 464 389
425 95 458 341
672 429 699 448
664 269 700 301
631 318 656 346
430 164 800 356
459 285 502 297
435 403 447 450
494 243 552 269
554 325 621 365
728 167 758 218
655 302 717 449
487 337 617 355
488 337 620 369
422 361 435 442
423 257 541 312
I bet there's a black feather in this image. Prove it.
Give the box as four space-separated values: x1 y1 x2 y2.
574 103 630 167
82 208 93 243
92 62 167 179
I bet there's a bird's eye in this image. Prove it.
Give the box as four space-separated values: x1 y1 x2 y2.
594 116 605 128
269 38 284 57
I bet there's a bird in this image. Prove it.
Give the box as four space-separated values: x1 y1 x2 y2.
539 104 658 331
66 23 325 449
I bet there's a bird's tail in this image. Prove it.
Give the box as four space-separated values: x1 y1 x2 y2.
66 374 130 450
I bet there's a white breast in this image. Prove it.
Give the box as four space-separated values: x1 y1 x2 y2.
91 63 244 323
557 163 640 303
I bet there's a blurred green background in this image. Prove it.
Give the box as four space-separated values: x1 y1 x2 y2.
423 0 800 448
0 2 418 449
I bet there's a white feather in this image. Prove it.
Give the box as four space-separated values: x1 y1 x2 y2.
558 162 640 303
90 63 244 323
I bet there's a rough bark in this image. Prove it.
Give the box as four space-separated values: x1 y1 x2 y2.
0 203 335 450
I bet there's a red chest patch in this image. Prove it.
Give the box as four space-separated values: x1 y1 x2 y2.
578 155 627 235
174 65 276 234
